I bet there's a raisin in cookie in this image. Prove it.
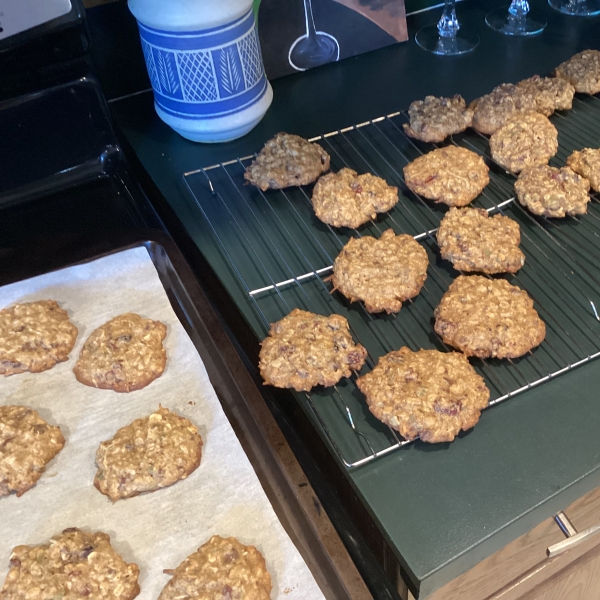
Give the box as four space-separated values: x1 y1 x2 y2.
402 95 474 143
244 132 330 191
434 275 546 359
73 313 167 392
259 308 367 392
517 75 575 116
567 148 600 192
331 229 428 313
94 406 203 502
159 536 271 600
403 145 490 207
0 300 78 376
357 347 490 443
515 165 590 218
311 168 398 228
0 528 140 600
0 405 65 498
489 112 558 174
437 207 525 274
554 49 600 95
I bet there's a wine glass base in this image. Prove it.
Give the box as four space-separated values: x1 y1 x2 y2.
415 25 479 56
288 33 340 71
549 0 600 14
486 6 547 35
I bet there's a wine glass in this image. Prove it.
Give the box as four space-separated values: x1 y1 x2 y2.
548 0 600 15
415 0 479 56
288 0 340 71
486 1 547 35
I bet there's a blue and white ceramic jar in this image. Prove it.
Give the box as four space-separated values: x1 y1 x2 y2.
128 0 273 143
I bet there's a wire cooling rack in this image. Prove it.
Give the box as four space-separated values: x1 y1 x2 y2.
183 95 600 468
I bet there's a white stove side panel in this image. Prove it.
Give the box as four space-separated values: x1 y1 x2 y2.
0 0 72 40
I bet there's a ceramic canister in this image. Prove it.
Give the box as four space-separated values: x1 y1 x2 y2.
128 0 273 143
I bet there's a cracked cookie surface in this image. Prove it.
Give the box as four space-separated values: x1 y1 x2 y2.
554 49 600 94
331 229 428 313
434 275 546 359
0 300 78 376
259 308 367 392
516 75 575 116
567 148 600 192
244 132 330 191
159 535 272 600
73 313 167 393
357 347 490 443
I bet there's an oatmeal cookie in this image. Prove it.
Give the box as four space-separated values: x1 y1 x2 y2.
0 405 65 498
94 406 203 502
73 313 167 393
470 83 537 135
311 168 398 228
0 528 140 600
0 300 78 376
434 275 546 359
357 347 490 443
331 229 429 313
159 535 272 600
403 145 490 207
514 165 590 218
436 207 525 274
402 95 474 143
567 148 600 192
244 132 330 191
554 49 600 95
517 75 576 116
489 112 558 174
259 308 367 392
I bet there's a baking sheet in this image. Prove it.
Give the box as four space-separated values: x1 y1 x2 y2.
0 247 325 599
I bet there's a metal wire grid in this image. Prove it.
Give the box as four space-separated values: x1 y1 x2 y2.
183 95 600 468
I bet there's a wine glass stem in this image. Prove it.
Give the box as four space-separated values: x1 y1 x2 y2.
509 0 530 16
438 0 460 39
303 0 318 39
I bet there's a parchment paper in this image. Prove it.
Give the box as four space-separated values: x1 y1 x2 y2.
0 247 325 599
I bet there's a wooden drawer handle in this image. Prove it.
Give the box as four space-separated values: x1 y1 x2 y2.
547 515 600 558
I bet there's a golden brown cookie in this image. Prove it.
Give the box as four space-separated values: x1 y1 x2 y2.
517 75 575 116
489 112 558 174
0 405 65 498
403 145 490 207
94 406 203 502
0 300 78 376
0 528 140 600
554 49 600 95
244 132 330 191
402 95 474 143
311 167 398 228
73 313 167 393
514 165 590 218
357 347 490 443
331 229 428 313
159 535 272 600
434 275 546 359
470 83 538 135
259 308 367 392
567 148 600 192
436 207 525 274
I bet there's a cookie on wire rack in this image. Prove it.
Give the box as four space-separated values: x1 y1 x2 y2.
567 148 600 192
554 49 600 95
516 75 575 116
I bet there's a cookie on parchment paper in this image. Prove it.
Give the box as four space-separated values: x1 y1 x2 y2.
331 229 429 314
567 147 600 192
402 95 474 143
0 300 78 376
0 528 140 600
403 145 490 207
516 75 575 116
159 535 272 600
259 308 367 392
357 347 490 443
489 112 558 174
434 275 546 359
244 132 330 191
73 313 167 393
436 207 525 274
554 49 600 95
0 405 65 498
514 165 590 218
94 406 203 502
311 167 399 228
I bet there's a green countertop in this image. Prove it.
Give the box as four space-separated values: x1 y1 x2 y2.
94 0 600 595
